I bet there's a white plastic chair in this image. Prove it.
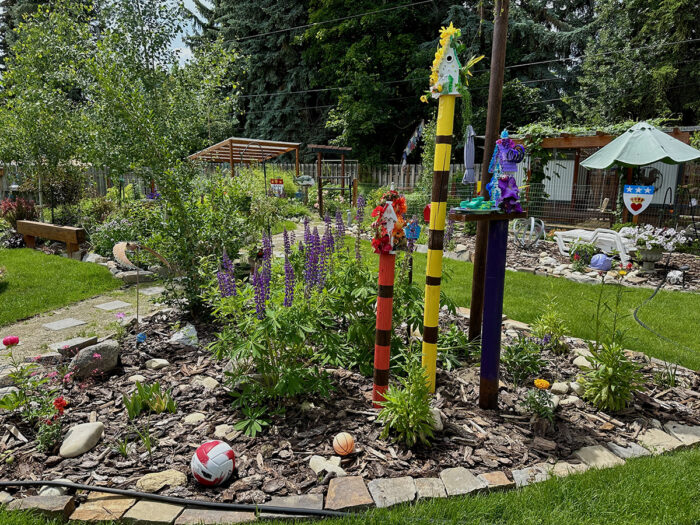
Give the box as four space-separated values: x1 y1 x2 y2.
554 228 635 264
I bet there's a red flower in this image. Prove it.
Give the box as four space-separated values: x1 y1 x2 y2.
626 262 633 270
371 205 385 218
573 253 581 261
2 336 19 347
53 396 68 416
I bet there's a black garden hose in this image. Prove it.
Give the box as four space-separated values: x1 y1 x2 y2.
0 480 351 519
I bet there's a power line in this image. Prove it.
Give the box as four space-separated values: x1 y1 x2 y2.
234 0 435 42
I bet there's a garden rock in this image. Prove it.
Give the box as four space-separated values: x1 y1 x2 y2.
605 442 651 459
68 492 137 522
59 422 104 458
192 375 219 390
7 495 75 519
559 395 581 407
122 500 184 524
477 471 515 490
115 270 156 284
551 462 588 477
83 253 109 264
663 422 700 446
261 494 323 519
573 355 591 369
325 476 373 511
637 428 684 453
128 374 147 383
135 469 187 493
176 507 256 524
69 340 119 379
439 467 487 496
145 358 170 370
574 445 625 468
214 424 236 440
308 455 346 477
511 466 550 487
0 491 14 504
430 408 443 431
550 382 569 395
569 381 584 396
540 256 558 266
169 323 198 348
183 413 206 425
414 478 447 499
367 476 416 508
38 479 72 497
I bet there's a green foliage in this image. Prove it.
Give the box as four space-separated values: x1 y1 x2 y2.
654 360 678 389
501 336 545 388
377 353 434 448
532 298 569 355
522 387 555 424
89 201 163 257
0 197 38 229
233 406 270 438
569 240 597 272
122 382 177 420
580 342 645 412
437 324 479 370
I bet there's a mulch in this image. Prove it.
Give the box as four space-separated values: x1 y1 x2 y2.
1 310 699 504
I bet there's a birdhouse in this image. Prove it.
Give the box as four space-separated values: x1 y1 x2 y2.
437 46 461 96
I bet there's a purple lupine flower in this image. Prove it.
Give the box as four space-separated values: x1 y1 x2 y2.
283 228 292 258
217 251 237 297
445 218 455 244
252 268 265 320
322 221 335 254
304 227 321 296
318 225 335 289
356 195 366 223
262 234 273 302
335 210 345 240
303 216 311 246
283 258 295 307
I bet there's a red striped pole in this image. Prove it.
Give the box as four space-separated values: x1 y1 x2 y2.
372 252 396 407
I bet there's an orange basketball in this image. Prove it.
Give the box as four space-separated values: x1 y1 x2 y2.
332 432 355 456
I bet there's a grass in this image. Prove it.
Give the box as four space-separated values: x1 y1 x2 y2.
2 448 698 524
355 241 700 370
0 248 122 327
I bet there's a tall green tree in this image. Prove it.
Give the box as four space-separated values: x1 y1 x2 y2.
573 0 699 125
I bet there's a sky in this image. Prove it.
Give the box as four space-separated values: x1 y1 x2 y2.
172 0 206 63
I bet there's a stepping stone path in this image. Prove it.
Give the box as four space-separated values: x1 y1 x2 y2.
638 428 685 453
60 422 104 458
43 318 86 331
140 286 165 296
95 300 132 311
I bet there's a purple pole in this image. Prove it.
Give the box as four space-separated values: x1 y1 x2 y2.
479 219 508 410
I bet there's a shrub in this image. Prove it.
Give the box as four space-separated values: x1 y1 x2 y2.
580 341 645 412
377 354 434 447
0 198 38 229
532 298 569 354
501 336 545 387
437 324 479 370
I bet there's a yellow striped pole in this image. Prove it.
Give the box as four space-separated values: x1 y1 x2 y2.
421 94 456 392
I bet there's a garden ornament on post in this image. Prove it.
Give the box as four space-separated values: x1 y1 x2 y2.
420 23 483 392
486 129 525 213
370 190 407 407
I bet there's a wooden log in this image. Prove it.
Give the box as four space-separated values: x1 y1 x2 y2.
16 220 86 245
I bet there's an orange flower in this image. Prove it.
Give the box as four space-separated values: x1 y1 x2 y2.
534 379 550 390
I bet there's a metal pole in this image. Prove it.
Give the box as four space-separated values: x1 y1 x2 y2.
469 0 510 342
479 219 508 409
317 152 324 218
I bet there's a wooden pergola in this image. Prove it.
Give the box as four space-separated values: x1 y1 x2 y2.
188 137 301 178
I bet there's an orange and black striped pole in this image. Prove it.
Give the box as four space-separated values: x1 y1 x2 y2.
373 252 396 407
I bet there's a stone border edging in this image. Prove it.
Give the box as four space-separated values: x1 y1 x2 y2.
1 423 698 523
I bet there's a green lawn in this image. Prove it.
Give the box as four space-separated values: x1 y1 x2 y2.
0 248 122 327
2 448 698 525
355 241 700 370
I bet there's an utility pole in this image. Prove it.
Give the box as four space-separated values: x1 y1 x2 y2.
469 0 510 343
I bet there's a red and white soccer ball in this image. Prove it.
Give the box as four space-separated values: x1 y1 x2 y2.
191 440 235 486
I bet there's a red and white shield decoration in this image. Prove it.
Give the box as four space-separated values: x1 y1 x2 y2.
623 185 654 216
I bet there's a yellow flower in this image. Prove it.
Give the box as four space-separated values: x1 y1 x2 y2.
534 379 550 390
618 270 627 276
420 95 428 103
439 22 460 45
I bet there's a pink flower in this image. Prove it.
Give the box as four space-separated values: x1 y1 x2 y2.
115 312 125 319
47 371 58 379
62 345 70 350
93 353 102 359
63 372 74 383
2 336 19 347
32 356 41 362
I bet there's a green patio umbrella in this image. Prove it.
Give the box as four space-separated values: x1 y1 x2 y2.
581 121 700 169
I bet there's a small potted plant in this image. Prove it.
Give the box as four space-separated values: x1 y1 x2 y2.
619 225 686 272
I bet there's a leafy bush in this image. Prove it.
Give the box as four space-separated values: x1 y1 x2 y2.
501 336 545 387
0 198 38 229
532 298 569 354
89 201 163 257
437 324 479 370
377 353 435 447
580 342 645 412
122 382 177 420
